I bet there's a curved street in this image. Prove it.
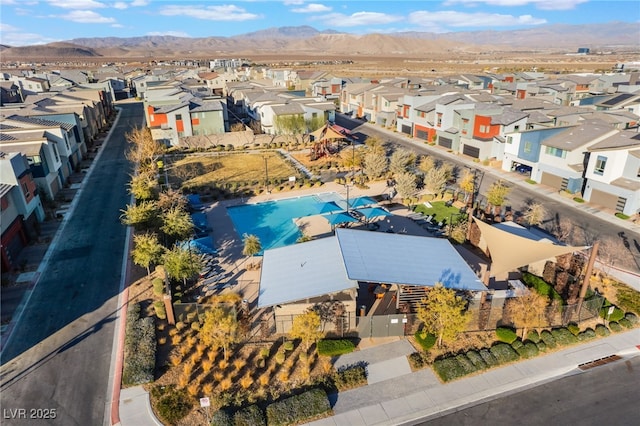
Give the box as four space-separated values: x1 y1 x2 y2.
0 103 142 426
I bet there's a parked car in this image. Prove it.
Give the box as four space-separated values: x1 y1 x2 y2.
515 164 532 174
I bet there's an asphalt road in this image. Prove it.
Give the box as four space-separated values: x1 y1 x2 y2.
0 103 142 426
417 355 640 426
335 114 640 274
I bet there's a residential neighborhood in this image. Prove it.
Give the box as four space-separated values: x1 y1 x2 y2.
1 54 639 426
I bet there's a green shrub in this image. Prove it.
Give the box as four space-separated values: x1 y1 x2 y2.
282 341 294 352
154 301 166 320
191 321 200 331
490 343 520 364
595 324 610 336
573 197 585 203
526 330 541 343
123 304 156 385
317 339 356 356
516 342 539 359
259 347 270 359
618 317 633 328
511 340 524 350
414 331 437 351
211 409 233 426
625 312 639 324
152 278 165 296
615 212 630 220
540 330 557 348
408 352 430 370
567 323 580 336
234 404 266 426
521 273 562 301
332 363 367 391
176 321 186 331
536 341 547 352
551 328 578 346
609 321 623 332
465 350 488 371
479 349 499 367
578 328 596 341
274 351 285 364
155 386 192 425
455 354 477 375
433 357 466 382
615 286 640 315
265 388 331 426
496 327 518 344
600 305 625 322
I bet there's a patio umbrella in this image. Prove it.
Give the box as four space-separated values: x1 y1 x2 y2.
316 201 343 214
357 206 392 221
322 211 360 226
348 196 377 209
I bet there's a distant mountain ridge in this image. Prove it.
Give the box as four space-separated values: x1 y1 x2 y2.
1 22 637 60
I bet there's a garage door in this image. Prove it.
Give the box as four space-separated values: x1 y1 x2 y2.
540 172 563 190
590 189 622 211
439 137 452 149
416 130 428 140
463 144 480 158
401 124 412 135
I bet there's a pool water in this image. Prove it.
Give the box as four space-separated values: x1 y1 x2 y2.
227 193 345 252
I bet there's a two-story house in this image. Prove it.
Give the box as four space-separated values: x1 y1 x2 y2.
0 151 45 272
583 130 640 216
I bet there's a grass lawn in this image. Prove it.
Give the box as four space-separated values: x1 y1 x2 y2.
414 201 464 225
169 152 302 189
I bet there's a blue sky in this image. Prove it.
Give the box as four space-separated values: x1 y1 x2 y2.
0 0 638 46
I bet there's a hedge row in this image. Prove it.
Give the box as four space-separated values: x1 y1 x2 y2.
414 331 437 351
122 303 156 385
332 363 368 391
265 388 332 426
317 339 356 356
521 272 562 301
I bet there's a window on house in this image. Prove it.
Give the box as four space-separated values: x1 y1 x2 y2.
514 125 520 131
436 113 442 127
150 114 154 121
479 125 489 133
507 136 513 144
524 141 532 153
52 145 60 163
175 114 182 121
27 155 41 166
22 182 30 198
637 167 640 178
312 112 317 118
545 146 566 159
594 155 607 175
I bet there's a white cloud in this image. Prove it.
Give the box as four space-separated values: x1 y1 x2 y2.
291 3 332 13
113 2 128 9
0 24 57 46
313 11 403 27
283 0 304 5
111 23 124 28
159 4 260 21
408 10 546 31
147 31 191 37
60 10 116 23
0 23 19 32
131 0 149 5
443 0 588 11
46 0 107 9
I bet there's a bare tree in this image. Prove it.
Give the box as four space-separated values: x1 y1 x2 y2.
423 166 448 196
523 202 547 228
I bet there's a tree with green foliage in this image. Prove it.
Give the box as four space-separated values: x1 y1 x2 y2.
449 220 468 244
389 148 416 176
274 114 306 144
200 306 239 360
160 206 194 243
242 233 262 257
486 180 511 212
131 232 165 275
363 150 388 180
506 291 548 339
162 245 202 286
128 172 158 201
289 310 324 352
417 283 471 348
459 169 475 206
120 200 158 229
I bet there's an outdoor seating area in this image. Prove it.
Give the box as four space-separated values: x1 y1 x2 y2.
406 212 447 236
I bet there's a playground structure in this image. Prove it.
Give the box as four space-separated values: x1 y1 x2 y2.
309 122 352 160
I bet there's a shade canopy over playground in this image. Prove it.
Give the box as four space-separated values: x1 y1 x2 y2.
472 217 588 277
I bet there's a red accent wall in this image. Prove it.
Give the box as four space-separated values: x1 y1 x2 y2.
517 89 526 99
19 175 36 203
1 216 27 272
504 76 514 83
147 106 168 127
473 115 500 139
191 118 200 126
176 120 184 132
1 194 8 211
414 124 435 141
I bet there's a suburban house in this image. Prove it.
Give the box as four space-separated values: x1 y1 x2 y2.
0 151 45 272
583 130 640 215
0 81 23 105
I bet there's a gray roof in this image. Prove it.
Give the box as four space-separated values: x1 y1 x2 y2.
588 130 640 151
271 103 305 115
6 114 74 131
542 120 616 150
258 237 356 308
490 107 528 126
335 229 486 291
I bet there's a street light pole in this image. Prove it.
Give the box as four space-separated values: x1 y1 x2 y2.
263 155 269 194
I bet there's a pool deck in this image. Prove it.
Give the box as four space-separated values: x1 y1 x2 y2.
202 181 450 310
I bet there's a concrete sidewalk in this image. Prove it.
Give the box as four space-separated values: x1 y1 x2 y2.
307 329 640 426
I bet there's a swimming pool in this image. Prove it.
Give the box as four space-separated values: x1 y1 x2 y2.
227 193 345 252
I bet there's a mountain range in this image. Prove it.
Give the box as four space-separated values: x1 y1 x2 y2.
1 22 638 61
